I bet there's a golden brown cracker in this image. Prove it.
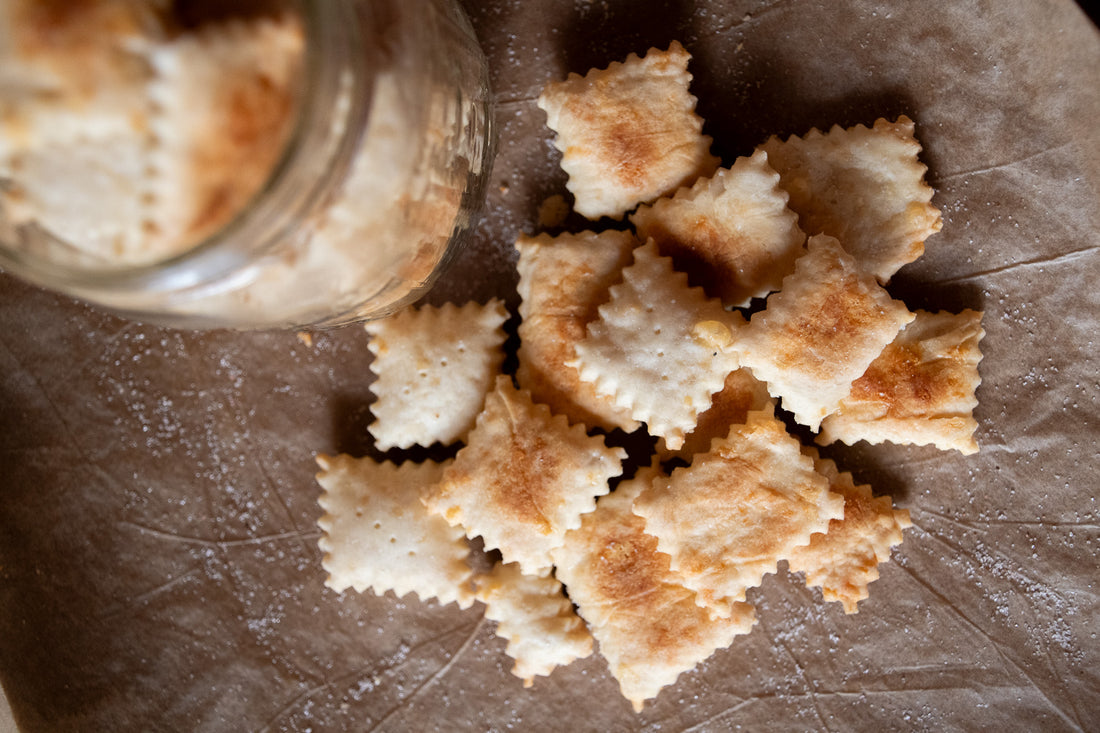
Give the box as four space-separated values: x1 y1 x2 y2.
537 41 719 220
424 376 626 574
631 150 806 307
552 466 755 712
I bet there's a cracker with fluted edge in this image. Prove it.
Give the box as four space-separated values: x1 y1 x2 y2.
787 448 912 613
424 376 626 575
631 149 806 307
818 309 985 454
515 230 640 433
633 410 844 617
145 16 304 255
475 562 594 687
315 454 474 609
568 239 743 450
758 116 942 283
552 466 756 712
365 299 508 450
537 40 719 221
737 234 915 431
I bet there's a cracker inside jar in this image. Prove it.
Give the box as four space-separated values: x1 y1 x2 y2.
0 1 305 264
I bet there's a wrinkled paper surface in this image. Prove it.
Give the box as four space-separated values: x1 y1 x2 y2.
2 1 1098 730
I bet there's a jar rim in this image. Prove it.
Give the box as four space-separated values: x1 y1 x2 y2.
0 1 373 301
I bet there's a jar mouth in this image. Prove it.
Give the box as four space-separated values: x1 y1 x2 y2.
0 1 371 299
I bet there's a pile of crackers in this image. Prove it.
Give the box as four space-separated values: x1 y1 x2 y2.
315 41 985 711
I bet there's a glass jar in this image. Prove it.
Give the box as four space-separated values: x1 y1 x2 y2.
0 0 494 329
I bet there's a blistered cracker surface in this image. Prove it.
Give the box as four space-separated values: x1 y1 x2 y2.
738 234 915 430
633 411 844 615
818 309 986 454
475 562 593 687
515 230 640 432
569 239 743 449
787 448 912 613
759 116 942 283
366 299 508 450
552 467 756 712
631 149 806 307
537 40 719 220
424 376 626 574
315 453 474 609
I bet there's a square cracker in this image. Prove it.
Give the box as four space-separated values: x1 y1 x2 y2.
537 40 719 221
787 448 912 614
817 309 985 454
552 466 755 712
366 299 509 450
315 454 474 609
736 234 915 430
568 239 744 450
146 16 304 254
515 230 640 432
758 116 942 283
633 410 844 617
631 149 806 307
424 376 626 575
475 562 593 688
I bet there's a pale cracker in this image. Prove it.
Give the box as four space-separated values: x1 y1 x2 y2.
315 453 474 609
515 230 640 432
366 299 508 450
568 239 744 450
758 116 942 283
787 448 912 614
537 41 719 221
818 309 985 454
655 367 775 462
736 234 915 430
0 0 157 260
424 376 626 575
631 149 806 307
475 562 594 687
633 410 844 617
552 466 755 712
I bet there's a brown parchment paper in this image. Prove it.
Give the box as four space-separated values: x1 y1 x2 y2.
2 1 1099 730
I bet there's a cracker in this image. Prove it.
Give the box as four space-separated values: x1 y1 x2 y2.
515 230 640 432
0 0 157 143
475 562 594 687
0 1 158 259
758 116 942 282
633 410 844 616
655 367 775 462
315 454 474 609
0 133 150 262
537 41 719 221
568 239 744 450
365 299 509 450
424 376 626 575
818 309 985 454
631 150 806 307
552 466 755 712
146 15 304 254
736 234 915 430
787 448 912 613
